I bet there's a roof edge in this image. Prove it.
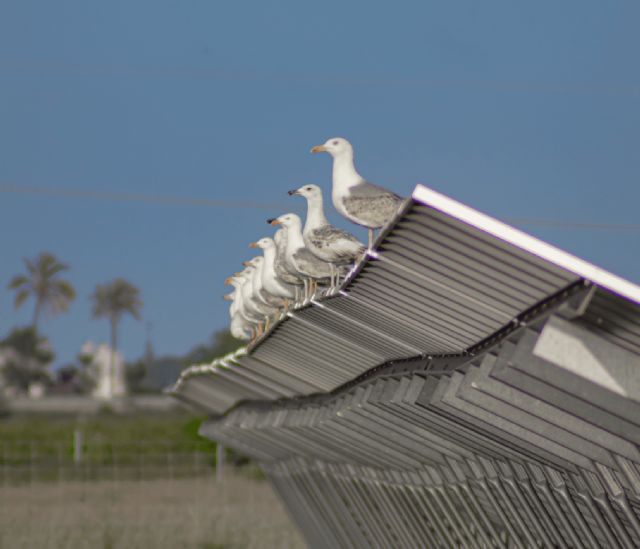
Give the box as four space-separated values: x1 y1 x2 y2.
412 184 640 304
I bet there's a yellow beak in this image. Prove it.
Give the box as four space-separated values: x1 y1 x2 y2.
242 261 251 267
310 145 327 154
224 277 233 286
270 219 282 226
248 242 258 248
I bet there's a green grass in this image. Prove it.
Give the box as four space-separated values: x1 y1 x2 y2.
0 413 209 447
0 413 252 485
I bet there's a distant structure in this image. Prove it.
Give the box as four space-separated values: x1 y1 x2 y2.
81 341 127 400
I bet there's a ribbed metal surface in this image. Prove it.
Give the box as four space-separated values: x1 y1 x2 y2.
169 187 587 413
169 184 640 547
201 316 640 548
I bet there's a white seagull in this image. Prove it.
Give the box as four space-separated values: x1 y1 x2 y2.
289 184 364 287
243 257 283 310
250 237 297 307
224 273 263 338
272 227 304 299
311 137 402 249
270 213 332 299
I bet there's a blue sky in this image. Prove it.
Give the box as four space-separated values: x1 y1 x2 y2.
1 1 638 368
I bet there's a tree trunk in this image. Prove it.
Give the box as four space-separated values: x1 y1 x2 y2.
33 299 41 331
109 315 118 399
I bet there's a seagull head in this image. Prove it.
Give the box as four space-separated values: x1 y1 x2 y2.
310 137 352 158
271 213 301 228
288 184 322 199
250 237 274 250
244 257 261 267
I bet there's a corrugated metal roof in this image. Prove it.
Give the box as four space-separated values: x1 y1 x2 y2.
200 318 640 547
170 184 640 547
169 184 638 414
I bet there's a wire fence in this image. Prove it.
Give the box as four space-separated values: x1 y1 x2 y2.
0 439 218 485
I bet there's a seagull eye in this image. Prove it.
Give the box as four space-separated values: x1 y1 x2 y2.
332 140 339 145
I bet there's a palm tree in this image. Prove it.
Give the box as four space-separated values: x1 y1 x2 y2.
91 279 143 378
8 252 76 330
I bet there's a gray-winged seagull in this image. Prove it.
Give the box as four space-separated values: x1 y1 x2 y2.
311 137 402 249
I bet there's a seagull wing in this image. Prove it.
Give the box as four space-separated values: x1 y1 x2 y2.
309 226 365 261
342 181 403 228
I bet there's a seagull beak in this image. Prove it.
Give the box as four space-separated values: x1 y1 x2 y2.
248 242 259 249
242 261 252 267
287 189 300 196
270 219 282 226
310 145 327 154
224 277 233 286
223 294 233 301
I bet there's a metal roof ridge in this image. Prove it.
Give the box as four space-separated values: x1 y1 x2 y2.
412 184 640 304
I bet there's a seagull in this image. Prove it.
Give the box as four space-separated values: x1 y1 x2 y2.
249 238 297 307
311 137 402 249
230 314 251 341
243 257 284 311
224 273 263 338
272 228 304 299
289 184 365 287
226 288 252 341
270 213 332 299
233 266 275 327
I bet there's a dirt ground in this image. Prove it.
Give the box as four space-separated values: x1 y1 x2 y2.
0 474 306 549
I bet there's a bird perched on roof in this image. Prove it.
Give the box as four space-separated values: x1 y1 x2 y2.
311 137 403 249
272 228 304 299
270 213 332 300
243 256 283 311
289 184 364 287
224 273 262 339
249 237 297 308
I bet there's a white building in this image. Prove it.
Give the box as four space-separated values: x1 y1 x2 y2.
81 341 127 400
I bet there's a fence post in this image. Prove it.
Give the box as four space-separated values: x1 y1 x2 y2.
216 444 224 483
73 428 83 465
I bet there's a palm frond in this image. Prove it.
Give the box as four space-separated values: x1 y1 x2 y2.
91 278 142 321
13 289 30 309
10 252 75 323
8 275 29 290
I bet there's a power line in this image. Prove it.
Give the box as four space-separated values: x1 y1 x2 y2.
503 218 640 231
1 183 638 232
0 184 287 211
1 58 639 97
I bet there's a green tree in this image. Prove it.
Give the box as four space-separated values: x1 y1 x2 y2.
0 327 54 391
8 252 76 329
91 278 143 387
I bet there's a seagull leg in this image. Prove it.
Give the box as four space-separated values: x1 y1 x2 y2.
264 316 271 332
303 279 309 301
368 228 374 250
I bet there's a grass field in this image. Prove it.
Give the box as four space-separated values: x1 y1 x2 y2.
0 414 301 547
0 413 210 450
0 473 305 549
